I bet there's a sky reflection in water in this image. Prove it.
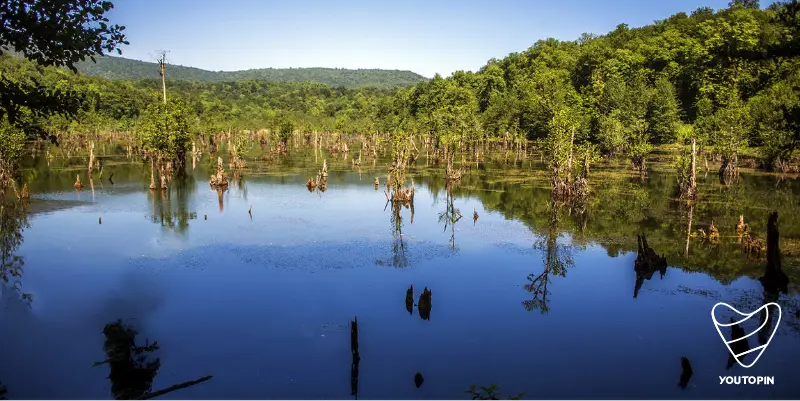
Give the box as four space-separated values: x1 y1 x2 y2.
1 154 800 399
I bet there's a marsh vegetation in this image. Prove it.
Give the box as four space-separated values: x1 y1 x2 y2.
1 0 800 399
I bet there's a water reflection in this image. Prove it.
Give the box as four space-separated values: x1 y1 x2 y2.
94 319 213 400
437 188 462 249
405 285 414 315
725 316 751 370
94 320 161 400
633 234 668 299
418 287 432 321
712 212 793 370
148 171 198 232
9 145 800 399
757 212 789 347
350 317 360 399
524 199 573 314
0 182 32 303
414 372 424 389
679 357 693 389
385 195 413 268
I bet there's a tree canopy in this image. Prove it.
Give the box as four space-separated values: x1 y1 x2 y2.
3 0 800 171
0 0 127 149
73 55 427 90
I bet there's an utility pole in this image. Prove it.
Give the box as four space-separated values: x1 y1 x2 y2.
156 51 169 105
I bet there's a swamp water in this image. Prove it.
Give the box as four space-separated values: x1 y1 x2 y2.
2 148 800 399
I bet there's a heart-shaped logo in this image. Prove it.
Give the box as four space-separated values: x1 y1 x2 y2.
711 302 782 368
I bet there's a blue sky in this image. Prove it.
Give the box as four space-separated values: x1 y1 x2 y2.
107 0 735 78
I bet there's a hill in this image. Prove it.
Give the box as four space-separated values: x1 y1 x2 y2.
73 55 428 89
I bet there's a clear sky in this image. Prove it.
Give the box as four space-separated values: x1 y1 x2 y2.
107 0 735 78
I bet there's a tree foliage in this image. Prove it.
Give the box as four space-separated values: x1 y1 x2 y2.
0 0 127 149
138 99 192 163
74 55 426 89
3 1 800 172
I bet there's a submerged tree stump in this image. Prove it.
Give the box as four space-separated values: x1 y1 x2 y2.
74 174 84 190
88 142 95 179
719 154 739 186
405 285 414 314
679 357 693 390
418 287 432 320
209 157 229 190
633 234 668 298
350 316 360 398
736 215 747 240
708 222 720 244
414 372 424 388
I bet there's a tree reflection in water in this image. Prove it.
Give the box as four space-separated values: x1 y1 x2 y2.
523 198 573 314
0 181 32 304
93 319 212 400
437 187 462 249
94 320 162 400
148 171 197 233
385 195 414 268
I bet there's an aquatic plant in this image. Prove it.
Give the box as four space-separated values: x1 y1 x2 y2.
465 384 524 400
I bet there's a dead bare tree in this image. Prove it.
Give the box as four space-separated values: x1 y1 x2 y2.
155 50 169 105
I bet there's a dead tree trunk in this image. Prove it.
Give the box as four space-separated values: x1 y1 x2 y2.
690 136 697 192
157 52 168 105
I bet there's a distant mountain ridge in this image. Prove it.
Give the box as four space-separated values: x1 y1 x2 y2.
73 55 428 89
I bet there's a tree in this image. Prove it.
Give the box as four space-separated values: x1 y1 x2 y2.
749 68 800 171
0 0 128 169
139 99 193 164
0 0 127 68
156 51 168 104
710 89 751 181
0 116 24 185
647 78 681 144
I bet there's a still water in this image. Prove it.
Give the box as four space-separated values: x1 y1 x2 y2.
1 149 800 399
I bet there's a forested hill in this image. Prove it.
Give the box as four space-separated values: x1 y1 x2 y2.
72 55 428 89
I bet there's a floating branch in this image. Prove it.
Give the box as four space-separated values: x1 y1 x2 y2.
136 376 213 400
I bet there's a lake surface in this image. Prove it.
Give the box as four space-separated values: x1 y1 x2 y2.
2 147 800 399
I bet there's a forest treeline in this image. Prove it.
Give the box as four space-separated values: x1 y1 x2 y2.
1 0 799 174
71 55 428 89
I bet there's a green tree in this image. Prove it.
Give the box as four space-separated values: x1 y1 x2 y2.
139 99 193 164
749 68 800 171
0 116 24 185
647 77 681 144
0 0 128 141
710 89 751 180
